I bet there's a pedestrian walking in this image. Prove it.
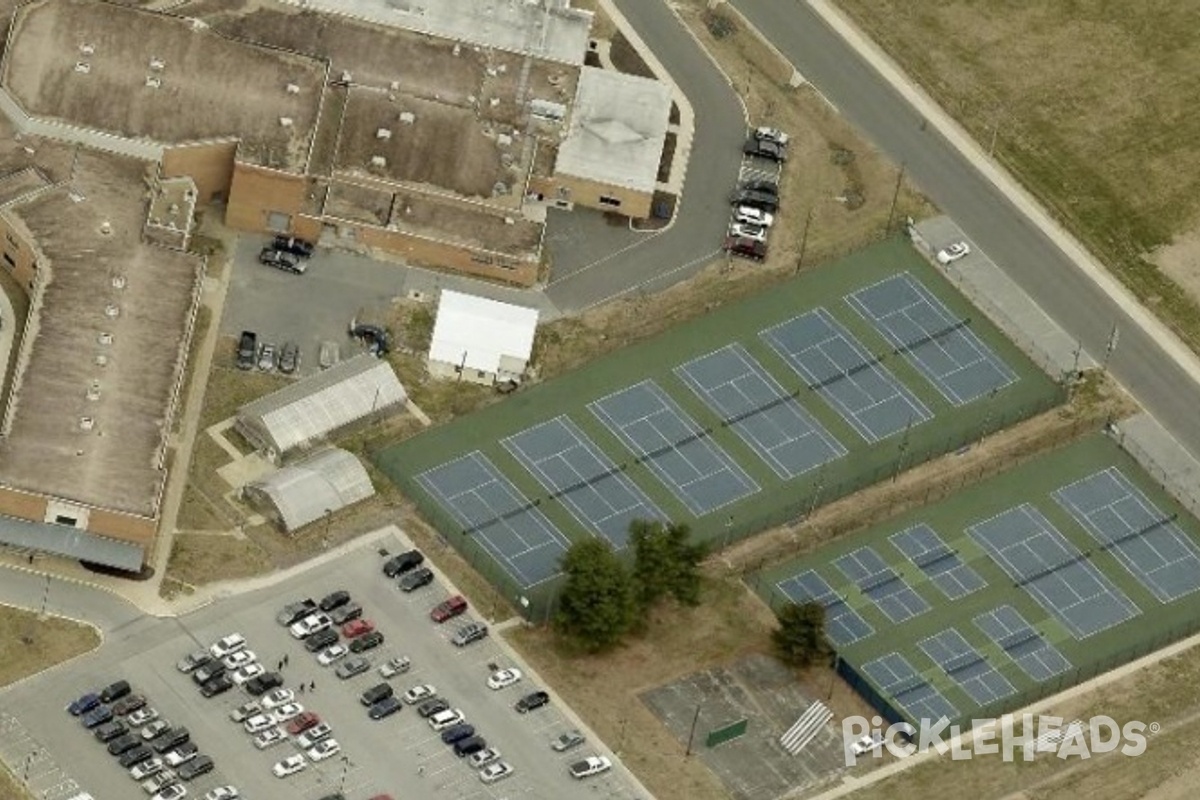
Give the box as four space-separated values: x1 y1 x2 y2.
283 654 289 668
276 658 283 671
417 765 425 777
298 683 306 694
309 680 316 692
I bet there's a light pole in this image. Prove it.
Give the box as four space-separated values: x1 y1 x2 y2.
793 207 813 276
885 163 906 235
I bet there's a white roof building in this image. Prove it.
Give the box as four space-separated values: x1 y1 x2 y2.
555 67 673 195
235 353 407 459
244 448 375 532
427 290 539 384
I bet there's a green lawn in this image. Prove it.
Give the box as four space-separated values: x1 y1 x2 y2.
752 433 1200 728
373 238 1063 617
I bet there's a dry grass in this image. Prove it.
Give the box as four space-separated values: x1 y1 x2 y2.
0 763 31 800
163 532 271 589
834 0 1200 359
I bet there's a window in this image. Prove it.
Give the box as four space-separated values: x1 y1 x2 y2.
476 371 487 379
598 195 622 208
2 252 13 268
54 514 78 526
5 232 17 247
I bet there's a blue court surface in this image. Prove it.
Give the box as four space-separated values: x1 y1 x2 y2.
968 504 1141 639
833 546 930 624
889 524 986 600
846 273 1017 406
974 605 1073 683
1053 467 1200 603
416 451 571 588
760 308 931 443
918 628 1017 706
589 380 759 516
674 343 847 479
502 416 666 550
776 569 874 647
862 652 960 723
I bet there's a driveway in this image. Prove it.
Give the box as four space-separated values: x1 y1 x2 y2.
731 0 1200 461
0 531 644 800
543 0 747 312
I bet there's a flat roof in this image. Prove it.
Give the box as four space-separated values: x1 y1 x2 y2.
429 290 539 374
0 149 202 516
3 0 328 172
555 67 672 194
277 0 593 64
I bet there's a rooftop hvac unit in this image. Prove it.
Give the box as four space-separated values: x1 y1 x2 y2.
340 71 352 84
279 117 294 127
145 76 161 89
453 44 461 57
99 221 112 235
79 417 95 431
490 97 500 107
104 304 120 318
86 382 101 401
74 62 91 74
97 332 112 345
94 354 108 367
497 133 513 147
111 275 126 289
79 43 95 56
149 58 165 71
286 83 300 94
399 112 415 125
376 128 392 140
389 81 400 91
370 156 387 168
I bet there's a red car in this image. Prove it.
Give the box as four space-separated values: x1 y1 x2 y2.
285 711 320 736
430 595 468 623
342 619 375 639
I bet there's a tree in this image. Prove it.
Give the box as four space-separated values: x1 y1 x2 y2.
772 602 833 668
554 539 637 652
629 520 707 611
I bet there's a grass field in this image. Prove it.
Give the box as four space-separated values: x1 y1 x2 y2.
835 0 1200 356
755 433 1200 729
374 238 1062 616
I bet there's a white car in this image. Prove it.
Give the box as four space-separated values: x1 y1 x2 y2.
851 732 886 756
378 656 411 679
271 702 304 724
428 708 464 732
317 644 349 666
569 755 612 779
243 714 275 734
127 707 159 727
729 222 767 242
229 701 261 723
289 613 332 639
936 241 971 264
468 747 501 768
486 668 523 690
230 663 265 686
209 633 246 659
272 754 307 778
151 785 186 800
402 684 437 704
253 728 286 749
479 761 514 784
296 723 333 749
129 757 164 780
141 720 171 741
164 744 198 767
141 771 178 795
755 126 789 146
222 650 257 671
306 739 341 762
203 787 239 800
734 206 774 227
261 689 295 710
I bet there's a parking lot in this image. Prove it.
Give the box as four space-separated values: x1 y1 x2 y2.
0 528 644 799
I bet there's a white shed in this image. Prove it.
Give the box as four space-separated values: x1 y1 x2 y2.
427 290 539 385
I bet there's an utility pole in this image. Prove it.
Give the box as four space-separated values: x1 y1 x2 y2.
886 163 906 235
794 207 813 276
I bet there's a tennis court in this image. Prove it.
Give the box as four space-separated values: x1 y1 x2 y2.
862 652 960 723
968 504 1141 639
502 416 666 550
1053 467 1200 602
760 308 932 443
846 273 1017 406
776 570 874 647
833 547 930 624
415 451 571 588
674 343 847 479
918 628 1016 705
589 379 759 516
974 605 1072 682
890 524 986 600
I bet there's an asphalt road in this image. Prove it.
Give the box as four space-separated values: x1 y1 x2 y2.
0 535 641 800
543 0 746 312
730 0 1200 460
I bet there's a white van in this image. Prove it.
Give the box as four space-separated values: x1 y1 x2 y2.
428 708 465 732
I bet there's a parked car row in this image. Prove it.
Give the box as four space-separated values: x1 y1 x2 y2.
258 234 315 275
726 127 788 261
236 329 300 374
68 677 233 799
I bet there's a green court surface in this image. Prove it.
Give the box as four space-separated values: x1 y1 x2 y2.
373 238 1063 616
753 434 1200 728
